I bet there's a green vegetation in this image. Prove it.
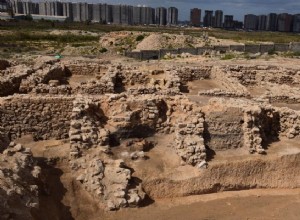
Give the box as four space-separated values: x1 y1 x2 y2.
221 53 235 60
99 47 107 53
0 31 98 43
208 29 300 44
136 35 144 41
282 51 300 58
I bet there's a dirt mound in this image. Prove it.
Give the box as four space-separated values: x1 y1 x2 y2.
135 33 205 51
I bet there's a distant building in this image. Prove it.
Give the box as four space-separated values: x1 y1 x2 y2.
244 14 257 30
233 20 243 29
156 7 167 26
132 6 141 25
167 7 178 25
257 15 267 30
112 4 121 24
100 4 112 24
266 13 277 31
120 5 133 25
213 10 223 28
62 2 73 20
92 4 100 22
293 14 300 33
21 1 38 15
223 15 234 29
203 10 213 27
11 0 23 14
140 6 154 25
0 0 8 12
277 13 293 32
190 8 201 27
72 3 81 22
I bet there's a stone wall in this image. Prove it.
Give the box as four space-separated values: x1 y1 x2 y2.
0 95 74 140
290 42 300 52
245 44 261 53
63 59 110 76
260 44 275 53
230 45 245 52
0 65 33 96
125 42 299 60
274 43 290 52
176 66 212 83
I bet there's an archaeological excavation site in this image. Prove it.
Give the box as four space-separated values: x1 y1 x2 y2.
0 54 300 220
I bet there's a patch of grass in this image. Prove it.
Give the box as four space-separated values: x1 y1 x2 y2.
0 32 99 43
282 51 300 58
221 53 235 60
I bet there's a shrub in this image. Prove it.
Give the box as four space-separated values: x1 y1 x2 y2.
136 35 144 41
99 47 108 53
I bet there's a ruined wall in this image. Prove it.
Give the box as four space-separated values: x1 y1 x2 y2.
19 64 67 93
125 42 298 60
0 66 33 96
63 59 109 76
222 65 299 86
0 95 74 140
176 66 212 83
204 107 245 151
0 59 10 70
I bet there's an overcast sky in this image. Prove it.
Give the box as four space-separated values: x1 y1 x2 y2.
90 0 300 21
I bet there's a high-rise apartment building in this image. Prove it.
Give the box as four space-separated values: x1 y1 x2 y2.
266 13 277 31
293 14 300 33
214 10 223 28
277 13 293 32
167 7 178 25
203 10 213 27
190 8 201 27
141 6 154 25
244 14 257 30
223 15 234 29
156 7 167 26
257 15 267 30
132 6 141 25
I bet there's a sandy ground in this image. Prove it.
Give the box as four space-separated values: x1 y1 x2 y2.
106 189 300 220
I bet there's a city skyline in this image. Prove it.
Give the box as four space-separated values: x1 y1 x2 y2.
86 0 299 21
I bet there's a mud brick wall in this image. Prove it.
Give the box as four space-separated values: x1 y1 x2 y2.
0 95 74 140
204 107 244 151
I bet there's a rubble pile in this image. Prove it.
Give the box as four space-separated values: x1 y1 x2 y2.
0 142 41 219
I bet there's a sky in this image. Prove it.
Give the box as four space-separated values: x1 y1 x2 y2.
89 0 300 21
